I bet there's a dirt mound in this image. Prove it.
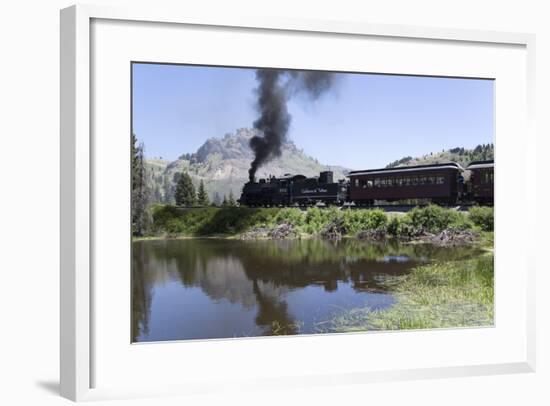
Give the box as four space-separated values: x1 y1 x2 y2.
356 228 387 241
422 229 479 246
268 223 296 239
239 227 270 240
240 223 296 240
320 219 346 240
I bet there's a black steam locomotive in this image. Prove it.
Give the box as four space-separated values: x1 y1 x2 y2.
239 160 494 207
239 171 348 207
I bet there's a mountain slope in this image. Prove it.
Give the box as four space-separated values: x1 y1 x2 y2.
385 144 494 169
145 128 349 204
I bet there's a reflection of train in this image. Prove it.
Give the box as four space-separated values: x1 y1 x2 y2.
239 160 494 207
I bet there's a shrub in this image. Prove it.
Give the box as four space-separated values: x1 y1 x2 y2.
386 215 421 238
164 218 186 234
149 205 281 236
386 216 401 236
365 209 388 229
275 208 305 227
447 211 475 231
342 209 388 235
468 206 494 231
147 204 485 238
304 207 327 234
197 207 279 234
324 206 343 224
406 205 457 233
342 210 362 235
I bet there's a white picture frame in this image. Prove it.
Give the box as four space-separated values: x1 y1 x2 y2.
60 3 537 402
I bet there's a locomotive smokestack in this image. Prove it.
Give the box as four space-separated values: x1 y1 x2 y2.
248 69 336 182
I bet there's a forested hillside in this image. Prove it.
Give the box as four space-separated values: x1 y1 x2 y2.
385 144 494 169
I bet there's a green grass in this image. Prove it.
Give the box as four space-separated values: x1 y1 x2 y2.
150 205 281 236
468 206 494 231
144 204 493 241
319 255 494 332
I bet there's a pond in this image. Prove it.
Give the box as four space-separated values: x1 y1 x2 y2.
132 238 482 342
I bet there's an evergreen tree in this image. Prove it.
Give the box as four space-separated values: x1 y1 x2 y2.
175 172 196 206
197 180 209 206
222 195 228 207
168 173 182 205
228 189 236 206
131 134 149 236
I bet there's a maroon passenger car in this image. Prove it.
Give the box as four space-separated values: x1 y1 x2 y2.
348 162 464 206
467 160 494 205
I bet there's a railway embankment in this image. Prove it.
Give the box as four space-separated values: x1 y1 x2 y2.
139 204 493 246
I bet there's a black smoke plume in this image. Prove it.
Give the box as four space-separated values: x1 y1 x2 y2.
249 70 290 182
287 71 336 100
248 69 335 182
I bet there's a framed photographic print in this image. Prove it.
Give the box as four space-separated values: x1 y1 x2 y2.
60 4 536 402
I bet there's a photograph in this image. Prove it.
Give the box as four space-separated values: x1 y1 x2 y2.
131 62 495 343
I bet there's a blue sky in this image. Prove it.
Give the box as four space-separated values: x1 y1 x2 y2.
132 63 494 170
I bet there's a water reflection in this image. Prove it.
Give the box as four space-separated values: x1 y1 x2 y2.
132 239 482 342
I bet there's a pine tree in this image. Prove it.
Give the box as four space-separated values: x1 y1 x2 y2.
175 172 196 206
228 189 236 207
222 195 228 207
197 180 209 206
131 134 149 236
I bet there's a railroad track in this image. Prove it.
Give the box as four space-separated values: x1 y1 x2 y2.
173 204 476 212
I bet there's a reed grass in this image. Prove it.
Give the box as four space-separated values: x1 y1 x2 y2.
319 255 494 332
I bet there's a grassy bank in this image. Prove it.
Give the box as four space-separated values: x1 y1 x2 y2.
148 205 281 237
142 204 493 241
320 255 494 332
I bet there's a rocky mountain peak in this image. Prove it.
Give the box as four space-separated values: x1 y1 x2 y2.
146 128 348 204
193 128 298 164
